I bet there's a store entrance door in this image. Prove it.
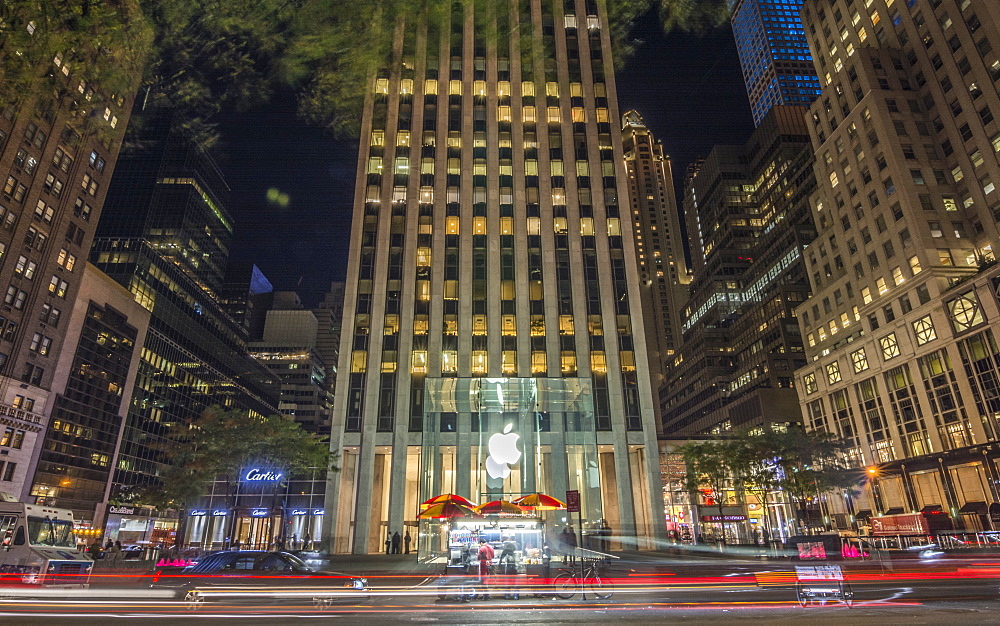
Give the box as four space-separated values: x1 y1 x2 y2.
235 515 279 550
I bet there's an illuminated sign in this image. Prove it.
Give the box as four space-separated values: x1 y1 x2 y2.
243 468 283 482
109 505 136 515
313 509 325 516
190 510 207 517
251 509 269 517
212 510 228 517
486 424 521 479
290 509 307 516
701 514 747 522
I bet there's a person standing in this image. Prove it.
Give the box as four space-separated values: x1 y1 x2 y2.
564 525 577 563
403 531 411 554
385 533 392 554
392 531 401 554
476 538 494 600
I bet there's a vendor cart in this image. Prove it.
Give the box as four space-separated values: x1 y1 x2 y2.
794 564 853 607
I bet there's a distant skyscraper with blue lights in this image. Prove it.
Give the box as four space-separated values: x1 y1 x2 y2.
731 0 820 126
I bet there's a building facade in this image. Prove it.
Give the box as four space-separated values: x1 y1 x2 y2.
732 0 822 126
26 264 149 525
661 106 817 436
326 0 665 553
0 36 138 499
92 121 278 501
621 111 690 404
793 0 1000 530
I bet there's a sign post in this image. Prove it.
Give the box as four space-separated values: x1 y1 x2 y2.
566 490 583 599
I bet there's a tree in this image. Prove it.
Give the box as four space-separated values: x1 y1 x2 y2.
678 439 736 510
4 1 736 143
139 406 335 547
0 1 153 117
768 429 864 535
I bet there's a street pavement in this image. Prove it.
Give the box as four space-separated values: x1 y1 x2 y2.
2 550 999 623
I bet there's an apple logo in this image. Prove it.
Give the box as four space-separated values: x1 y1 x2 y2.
486 424 521 480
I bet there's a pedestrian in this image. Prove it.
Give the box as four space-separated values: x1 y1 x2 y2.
88 540 103 560
751 527 760 546
304 533 312 551
600 519 612 552
385 533 392 554
104 539 113 551
500 535 519 599
476 538 494 600
392 531 401 554
403 531 411 554
111 540 123 562
564 525 577 563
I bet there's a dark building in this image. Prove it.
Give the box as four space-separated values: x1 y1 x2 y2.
94 112 233 297
220 262 274 341
27 264 149 522
92 118 278 498
661 106 817 436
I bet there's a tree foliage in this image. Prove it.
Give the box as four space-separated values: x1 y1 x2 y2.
680 428 865 532
139 406 334 511
3 0 736 143
0 0 153 108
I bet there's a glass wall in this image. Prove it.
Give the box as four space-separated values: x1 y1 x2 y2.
418 377 600 557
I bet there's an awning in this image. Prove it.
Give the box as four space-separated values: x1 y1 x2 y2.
884 507 905 515
959 501 988 514
921 504 943 513
854 509 873 520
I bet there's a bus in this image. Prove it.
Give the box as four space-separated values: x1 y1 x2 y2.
0 497 93 586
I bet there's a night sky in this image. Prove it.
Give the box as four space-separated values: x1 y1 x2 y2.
216 16 753 307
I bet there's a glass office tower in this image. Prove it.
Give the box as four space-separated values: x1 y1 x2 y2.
326 0 664 554
732 0 821 126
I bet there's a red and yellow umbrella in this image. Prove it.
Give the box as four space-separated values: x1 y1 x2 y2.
418 502 481 520
420 493 477 510
513 493 566 510
475 500 525 516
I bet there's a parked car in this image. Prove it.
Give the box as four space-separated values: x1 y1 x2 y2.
151 550 369 609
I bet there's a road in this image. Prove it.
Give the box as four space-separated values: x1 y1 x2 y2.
0 557 998 623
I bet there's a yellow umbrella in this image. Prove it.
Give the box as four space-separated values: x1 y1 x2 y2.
513 493 566 510
420 493 477 510
475 500 525 516
418 502 481 519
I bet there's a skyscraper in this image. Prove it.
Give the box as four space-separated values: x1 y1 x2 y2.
0 38 139 498
661 106 817 436
621 111 690 400
732 0 822 126
326 0 664 554
794 0 1000 529
92 119 278 499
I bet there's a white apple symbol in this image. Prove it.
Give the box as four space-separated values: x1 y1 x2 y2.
486 424 520 479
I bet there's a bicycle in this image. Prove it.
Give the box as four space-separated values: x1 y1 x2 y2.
552 558 614 600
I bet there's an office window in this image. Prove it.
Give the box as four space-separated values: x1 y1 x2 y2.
879 333 900 360
912 315 937 345
850 348 869 373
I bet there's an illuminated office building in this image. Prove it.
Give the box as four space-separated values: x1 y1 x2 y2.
326 0 664 553
795 0 1000 530
732 0 821 126
621 111 690 401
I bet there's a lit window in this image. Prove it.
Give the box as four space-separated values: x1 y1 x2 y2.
879 333 900 360
948 291 984 331
912 315 937 345
826 361 842 384
804 372 818 394
850 348 869 373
